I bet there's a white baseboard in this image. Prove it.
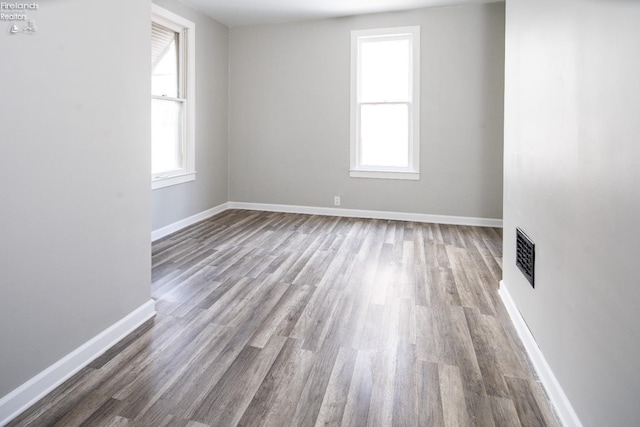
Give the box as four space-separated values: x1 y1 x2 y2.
498 281 582 427
152 202 231 242
0 300 156 427
151 201 501 246
228 202 503 228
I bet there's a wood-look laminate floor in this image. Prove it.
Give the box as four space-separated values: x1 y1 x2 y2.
9 210 560 427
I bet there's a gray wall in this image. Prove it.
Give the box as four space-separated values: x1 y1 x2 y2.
503 0 640 425
0 0 151 397
229 3 505 219
151 0 229 231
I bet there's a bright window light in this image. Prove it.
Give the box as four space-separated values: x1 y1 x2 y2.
151 5 196 190
350 27 420 180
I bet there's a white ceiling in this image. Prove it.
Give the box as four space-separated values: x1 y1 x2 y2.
180 0 502 27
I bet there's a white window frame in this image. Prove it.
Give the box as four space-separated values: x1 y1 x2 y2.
350 26 420 181
151 5 196 190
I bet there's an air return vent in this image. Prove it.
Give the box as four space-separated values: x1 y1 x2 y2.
516 228 535 288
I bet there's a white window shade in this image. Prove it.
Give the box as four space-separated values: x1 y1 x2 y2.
151 22 176 69
151 22 179 98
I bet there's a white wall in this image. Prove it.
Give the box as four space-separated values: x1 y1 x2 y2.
0 0 151 398
503 0 640 425
229 3 505 220
151 0 229 231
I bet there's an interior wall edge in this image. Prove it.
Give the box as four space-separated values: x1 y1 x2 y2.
0 301 157 427
152 202 232 241
499 281 583 427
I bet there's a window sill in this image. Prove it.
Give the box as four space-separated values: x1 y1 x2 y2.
349 170 420 181
152 171 196 190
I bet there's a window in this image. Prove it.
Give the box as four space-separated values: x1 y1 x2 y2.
350 26 420 180
151 5 195 190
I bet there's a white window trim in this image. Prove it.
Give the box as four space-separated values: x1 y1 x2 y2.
350 26 421 181
151 5 196 190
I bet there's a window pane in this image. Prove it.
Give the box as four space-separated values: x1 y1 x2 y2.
151 23 179 98
152 99 183 174
360 38 410 102
360 104 409 168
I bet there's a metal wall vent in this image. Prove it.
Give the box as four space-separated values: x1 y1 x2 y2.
516 228 535 288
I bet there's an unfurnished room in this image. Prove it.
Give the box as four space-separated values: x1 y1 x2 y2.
0 0 639 426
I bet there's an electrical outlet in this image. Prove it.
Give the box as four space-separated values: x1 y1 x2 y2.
334 196 341 206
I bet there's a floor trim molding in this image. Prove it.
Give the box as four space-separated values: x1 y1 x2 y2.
152 203 502 243
228 202 503 228
0 300 156 427
498 281 582 427
152 202 231 242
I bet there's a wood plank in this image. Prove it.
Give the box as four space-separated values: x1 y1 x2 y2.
339 350 374 427
190 335 287 426
289 337 342 426
418 361 444 427
488 396 523 427
313 347 358 427
392 342 419 426
238 338 315 426
464 307 511 398
439 364 471 427
450 305 496 427
505 376 560 427
365 349 396 427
